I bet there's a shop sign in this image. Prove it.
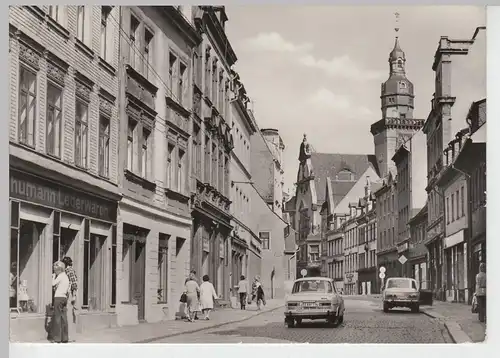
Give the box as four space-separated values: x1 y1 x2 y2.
443 230 464 249
10 170 117 222
219 240 225 258
203 235 210 253
397 242 409 253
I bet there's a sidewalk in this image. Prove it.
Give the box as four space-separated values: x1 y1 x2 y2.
421 301 486 343
11 299 284 344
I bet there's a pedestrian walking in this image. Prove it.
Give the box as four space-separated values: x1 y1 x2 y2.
51 261 70 343
253 276 266 310
475 262 487 323
184 273 200 322
62 256 78 341
185 269 200 320
199 275 218 320
238 275 249 310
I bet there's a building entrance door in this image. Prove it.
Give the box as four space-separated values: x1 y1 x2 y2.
132 241 146 321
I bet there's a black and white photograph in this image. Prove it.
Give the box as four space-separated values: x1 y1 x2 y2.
6 3 492 349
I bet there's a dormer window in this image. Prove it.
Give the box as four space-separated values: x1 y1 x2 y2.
336 169 354 181
399 81 407 90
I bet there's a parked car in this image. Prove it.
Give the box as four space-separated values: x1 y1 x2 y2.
382 277 421 313
284 277 345 328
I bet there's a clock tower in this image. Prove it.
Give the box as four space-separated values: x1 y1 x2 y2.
371 32 423 178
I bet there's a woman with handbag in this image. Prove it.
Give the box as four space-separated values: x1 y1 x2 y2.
184 273 200 322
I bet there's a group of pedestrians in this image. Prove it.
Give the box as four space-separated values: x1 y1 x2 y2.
50 256 78 343
183 270 219 322
181 270 267 322
237 275 265 310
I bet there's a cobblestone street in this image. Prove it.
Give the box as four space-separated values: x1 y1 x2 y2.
152 296 453 344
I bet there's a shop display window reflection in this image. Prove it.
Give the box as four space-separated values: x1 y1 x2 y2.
11 220 46 314
83 234 106 311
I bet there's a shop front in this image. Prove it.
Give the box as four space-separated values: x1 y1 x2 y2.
377 249 399 291
9 168 119 342
358 267 377 295
191 187 232 302
117 197 192 325
443 230 467 303
344 272 358 295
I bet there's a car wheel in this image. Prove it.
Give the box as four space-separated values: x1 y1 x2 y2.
383 302 389 313
295 318 302 326
286 318 295 328
411 304 420 313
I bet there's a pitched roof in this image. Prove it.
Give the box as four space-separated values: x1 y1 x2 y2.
311 153 379 205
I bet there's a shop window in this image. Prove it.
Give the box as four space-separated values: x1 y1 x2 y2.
157 234 169 303
11 219 46 313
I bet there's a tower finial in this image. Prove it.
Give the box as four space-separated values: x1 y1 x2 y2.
394 11 400 37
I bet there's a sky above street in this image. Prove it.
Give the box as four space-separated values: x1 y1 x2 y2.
224 5 486 194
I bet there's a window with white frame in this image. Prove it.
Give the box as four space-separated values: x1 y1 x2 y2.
260 232 270 250
192 121 201 178
166 142 175 189
157 234 169 303
98 115 110 177
48 5 65 25
140 128 150 179
177 148 185 194
129 14 140 70
75 99 88 168
76 6 86 42
127 120 135 172
309 245 320 262
18 66 37 147
100 6 113 62
143 27 153 79
179 62 188 106
46 82 63 157
168 52 177 97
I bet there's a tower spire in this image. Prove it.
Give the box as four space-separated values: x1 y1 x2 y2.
394 11 400 37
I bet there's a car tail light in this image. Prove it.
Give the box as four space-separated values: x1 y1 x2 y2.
409 293 418 299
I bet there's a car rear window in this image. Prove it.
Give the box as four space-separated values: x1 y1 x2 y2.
386 279 415 289
292 280 334 293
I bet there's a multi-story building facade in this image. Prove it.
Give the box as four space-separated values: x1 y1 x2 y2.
323 213 348 293
391 129 426 278
291 134 378 278
370 35 423 286
356 180 379 295
436 98 486 305
117 6 201 324
453 99 486 303
343 205 359 295
251 128 293 299
229 71 260 293
9 5 121 340
423 33 480 299
436 129 469 303
407 205 429 288
189 6 235 301
374 174 398 285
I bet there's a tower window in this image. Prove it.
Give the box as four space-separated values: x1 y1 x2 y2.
399 81 407 89
397 59 403 69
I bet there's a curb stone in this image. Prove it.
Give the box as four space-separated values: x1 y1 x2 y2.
134 305 285 344
421 308 472 343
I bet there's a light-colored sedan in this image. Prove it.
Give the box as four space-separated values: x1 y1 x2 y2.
284 277 345 328
382 277 420 313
